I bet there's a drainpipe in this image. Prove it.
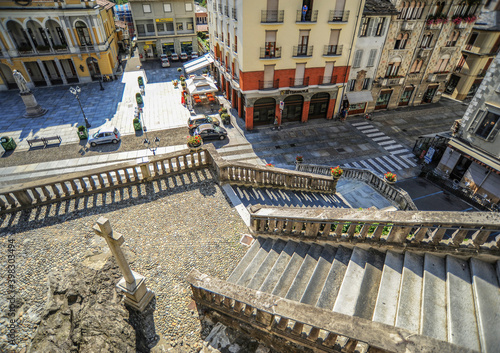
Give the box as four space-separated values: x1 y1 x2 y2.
338 0 365 116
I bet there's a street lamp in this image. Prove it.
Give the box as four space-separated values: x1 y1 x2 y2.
143 136 160 156
69 86 91 128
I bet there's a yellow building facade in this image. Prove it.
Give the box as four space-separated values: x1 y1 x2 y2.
0 0 119 91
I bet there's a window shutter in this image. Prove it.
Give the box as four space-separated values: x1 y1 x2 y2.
353 50 363 67
367 18 377 37
487 116 500 140
367 49 377 66
469 109 485 132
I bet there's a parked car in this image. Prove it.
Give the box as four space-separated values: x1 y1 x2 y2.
161 57 170 67
171 53 179 61
160 53 168 60
180 52 188 61
88 127 121 147
191 52 199 59
193 123 227 140
188 114 220 131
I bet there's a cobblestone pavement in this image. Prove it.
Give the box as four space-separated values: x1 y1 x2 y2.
0 171 249 352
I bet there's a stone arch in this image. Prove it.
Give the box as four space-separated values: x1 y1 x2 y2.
45 18 67 47
253 97 276 126
0 63 16 89
26 19 49 48
282 95 304 122
6 20 29 49
75 20 92 46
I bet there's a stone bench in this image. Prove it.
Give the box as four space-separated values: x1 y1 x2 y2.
27 135 62 148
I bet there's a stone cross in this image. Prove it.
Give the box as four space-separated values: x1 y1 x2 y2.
93 217 154 312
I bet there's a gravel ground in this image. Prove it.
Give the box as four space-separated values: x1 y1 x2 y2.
0 170 249 352
0 127 188 168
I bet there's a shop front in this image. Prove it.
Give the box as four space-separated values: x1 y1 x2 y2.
282 95 303 122
253 97 276 126
422 84 438 104
162 42 175 55
375 90 392 110
346 91 373 115
308 92 330 119
181 41 193 54
399 86 414 106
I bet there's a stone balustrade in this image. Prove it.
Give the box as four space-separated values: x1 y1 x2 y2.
296 164 418 210
187 269 472 353
249 205 500 251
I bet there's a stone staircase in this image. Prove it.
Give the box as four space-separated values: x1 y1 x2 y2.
226 237 500 352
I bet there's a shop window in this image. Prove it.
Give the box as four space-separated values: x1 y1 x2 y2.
475 111 500 140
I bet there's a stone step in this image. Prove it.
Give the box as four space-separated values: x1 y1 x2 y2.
259 241 299 293
446 256 480 351
333 247 369 315
235 238 277 287
247 239 288 290
420 254 447 341
272 242 311 298
316 246 352 310
300 245 337 306
353 249 385 320
285 244 324 301
470 258 500 353
395 252 423 333
227 237 267 283
372 251 404 326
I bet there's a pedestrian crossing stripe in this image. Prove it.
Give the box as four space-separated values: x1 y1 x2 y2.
367 132 385 138
351 122 370 127
373 136 390 142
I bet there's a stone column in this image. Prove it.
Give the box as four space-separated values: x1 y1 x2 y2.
93 217 155 312
301 100 310 123
237 91 243 117
43 28 54 51
0 32 11 60
245 106 254 130
62 17 78 53
86 15 99 51
24 27 38 53
37 59 52 86
54 58 68 85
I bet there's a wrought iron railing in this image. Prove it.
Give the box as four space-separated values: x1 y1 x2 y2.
296 9 318 22
258 79 280 90
289 77 309 87
323 44 342 56
261 10 284 23
260 47 281 59
293 45 313 57
329 10 349 22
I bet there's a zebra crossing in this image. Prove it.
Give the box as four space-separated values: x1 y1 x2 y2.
344 121 418 176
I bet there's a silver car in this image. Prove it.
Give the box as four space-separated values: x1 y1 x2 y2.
88 127 121 147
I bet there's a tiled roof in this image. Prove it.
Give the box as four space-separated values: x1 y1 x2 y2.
96 0 115 10
364 0 398 15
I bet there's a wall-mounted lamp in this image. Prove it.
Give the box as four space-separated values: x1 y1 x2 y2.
79 65 84 72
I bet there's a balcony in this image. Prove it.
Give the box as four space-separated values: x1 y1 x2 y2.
406 72 421 82
261 10 284 23
293 45 313 57
319 75 338 86
224 5 228 17
381 76 404 86
260 47 281 59
289 77 309 87
323 44 343 56
296 10 318 23
428 72 449 82
417 48 432 58
328 10 349 23
258 79 280 90
232 8 237 20
401 21 416 31
218 4 223 14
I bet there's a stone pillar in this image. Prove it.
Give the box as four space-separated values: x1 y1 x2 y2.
225 80 230 100
37 59 52 86
43 28 54 51
62 17 78 52
302 100 310 123
93 217 155 312
0 30 12 60
231 89 237 109
326 98 336 119
20 92 48 117
275 103 281 125
237 92 243 117
245 106 253 130
86 15 98 51
54 58 68 85
24 27 38 53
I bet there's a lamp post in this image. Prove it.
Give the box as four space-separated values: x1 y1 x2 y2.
69 86 91 128
143 136 160 156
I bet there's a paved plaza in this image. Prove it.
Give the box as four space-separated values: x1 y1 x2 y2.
0 62 191 151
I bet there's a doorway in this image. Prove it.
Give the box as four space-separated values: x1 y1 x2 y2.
282 95 304 122
399 86 414 106
422 85 438 104
450 155 472 182
309 92 329 119
375 90 392 110
86 57 101 81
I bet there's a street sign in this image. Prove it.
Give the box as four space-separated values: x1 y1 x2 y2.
424 146 435 164
279 101 284 110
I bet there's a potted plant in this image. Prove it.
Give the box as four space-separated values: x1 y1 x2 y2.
384 172 397 184
266 163 274 167
296 155 303 163
330 165 343 179
187 134 202 151
219 107 227 116
136 92 143 105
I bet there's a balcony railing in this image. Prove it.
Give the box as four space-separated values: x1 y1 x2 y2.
289 77 309 87
232 8 237 20
224 5 228 16
296 9 318 22
319 75 338 85
323 44 342 56
428 72 449 82
261 10 284 23
233 44 237 53
293 45 313 57
218 3 223 14
258 79 280 90
328 10 349 22
260 47 281 59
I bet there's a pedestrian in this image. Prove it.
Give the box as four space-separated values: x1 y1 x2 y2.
302 4 308 21
273 116 279 130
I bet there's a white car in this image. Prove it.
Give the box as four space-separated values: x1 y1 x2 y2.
171 53 179 61
180 52 188 61
88 127 121 147
161 58 170 67
160 54 168 60
191 52 199 59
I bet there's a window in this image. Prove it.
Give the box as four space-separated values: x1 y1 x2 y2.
421 32 433 48
136 24 145 35
353 50 363 67
367 49 377 67
415 2 425 18
366 18 376 37
375 18 385 36
360 17 370 37
394 33 409 49
386 61 401 77
349 79 356 91
466 32 478 50
455 54 467 72
75 22 92 46
436 56 449 73
475 111 500 140
447 31 460 47
410 59 423 73
405 1 416 19
399 2 409 19
177 22 184 31
185 2 193 11
265 30 277 57
164 3 172 12
143 4 152 13
362 78 370 90
156 22 165 32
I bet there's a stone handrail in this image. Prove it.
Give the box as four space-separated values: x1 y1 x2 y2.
187 269 473 353
249 205 500 251
0 149 209 213
297 164 418 210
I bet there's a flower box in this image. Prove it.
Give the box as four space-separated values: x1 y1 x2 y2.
330 166 343 178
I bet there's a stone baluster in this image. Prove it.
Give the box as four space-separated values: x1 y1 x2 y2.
214 293 223 305
106 171 115 186
430 225 449 244
255 310 273 326
4 193 17 207
79 177 88 192
97 173 106 187
88 175 97 190
472 226 496 247
451 227 469 246
48 184 59 198
323 332 338 346
41 185 52 200
12 190 34 206
291 321 304 335
29 187 42 203
413 226 429 242
358 224 370 238
233 300 244 313
346 223 357 237
323 222 332 237
167 158 174 173
371 224 386 240
69 179 79 193
60 181 71 196
284 219 294 234
132 167 140 181
334 222 345 236
0 198 6 210
294 222 304 235
243 304 253 317
276 317 288 330
307 327 320 341
182 155 188 170
386 225 412 243
223 297 232 308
